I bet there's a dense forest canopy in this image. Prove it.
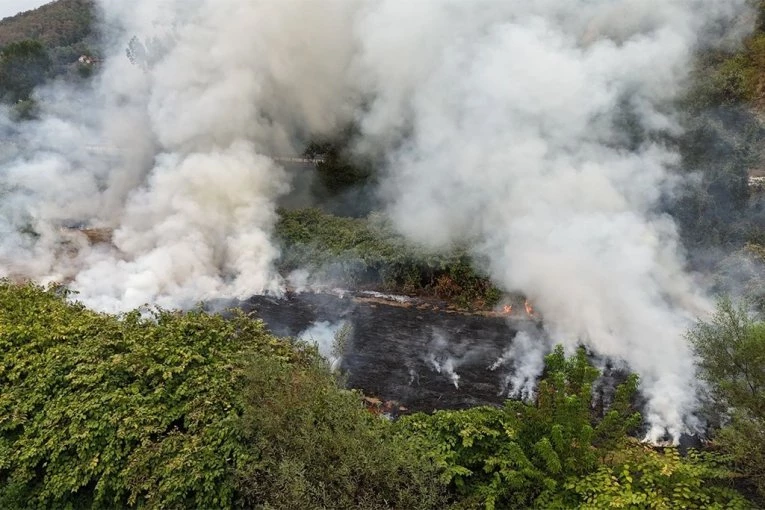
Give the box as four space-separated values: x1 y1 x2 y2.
0 0 92 104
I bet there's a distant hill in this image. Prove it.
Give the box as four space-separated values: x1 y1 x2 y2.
0 0 94 70
0 0 93 48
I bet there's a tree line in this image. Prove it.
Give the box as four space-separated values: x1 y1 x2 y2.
1 283 763 509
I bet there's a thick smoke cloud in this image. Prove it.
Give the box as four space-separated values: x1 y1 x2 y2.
356 0 751 442
0 0 754 441
1 0 360 309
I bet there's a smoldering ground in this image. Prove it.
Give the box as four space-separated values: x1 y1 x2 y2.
238 291 538 412
0 0 758 441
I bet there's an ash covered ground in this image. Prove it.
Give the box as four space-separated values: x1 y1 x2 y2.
231 292 616 414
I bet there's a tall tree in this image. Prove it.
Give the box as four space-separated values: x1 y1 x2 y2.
688 298 765 504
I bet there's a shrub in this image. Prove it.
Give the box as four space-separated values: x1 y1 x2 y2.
559 445 748 510
688 298 765 505
398 346 747 509
0 282 296 508
0 40 52 103
0 282 445 509
398 346 642 509
236 356 446 509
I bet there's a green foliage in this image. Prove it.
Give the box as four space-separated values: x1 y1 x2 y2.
672 89 761 250
9 97 40 121
0 0 95 102
399 346 749 509
0 282 290 508
0 0 93 52
305 140 376 195
560 444 749 510
0 282 445 509
398 347 642 509
669 14 765 251
237 355 446 509
276 208 502 309
687 3 765 110
0 40 51 103
688 298 765 416
688 298 765 504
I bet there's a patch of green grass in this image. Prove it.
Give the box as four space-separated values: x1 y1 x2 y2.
275 208 502 309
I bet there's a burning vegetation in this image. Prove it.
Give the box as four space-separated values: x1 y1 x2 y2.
2 0 765 508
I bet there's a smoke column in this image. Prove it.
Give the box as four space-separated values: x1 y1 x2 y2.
0 0 754 440
0 0 360 310
358 0 752 441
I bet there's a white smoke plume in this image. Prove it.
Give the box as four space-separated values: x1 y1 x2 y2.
0 0 755 440
424 330 462 389
298 320 349 372
490 331 550 401
356 0 752 442
0 0 361 311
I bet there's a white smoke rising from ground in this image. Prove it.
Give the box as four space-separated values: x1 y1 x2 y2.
354 0 752 441
424 331 462 389
490 331 549 401
0 0 754 441
298 320 347 372
0 0 361 311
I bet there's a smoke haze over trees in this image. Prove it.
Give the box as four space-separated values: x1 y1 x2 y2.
2 0 765 507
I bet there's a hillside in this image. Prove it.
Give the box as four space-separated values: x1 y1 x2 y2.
0 0 94 73
0 0 92 49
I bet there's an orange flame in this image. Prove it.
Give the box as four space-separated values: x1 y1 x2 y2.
524 300 534 316
502 304 513 314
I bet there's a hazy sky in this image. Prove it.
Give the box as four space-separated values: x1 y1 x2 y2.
0 0 49 20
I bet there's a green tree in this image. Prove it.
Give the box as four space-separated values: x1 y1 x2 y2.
398 346 642 509
0 282 445 509
237 356 445 509
687 298 765 504
560 445 748 510
0 40 51 103
399 346 748 509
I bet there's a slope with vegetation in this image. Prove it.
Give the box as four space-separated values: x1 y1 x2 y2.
0 0 93 49
276 208 502 309
0 0 94 106
0 283 444 509
1 2 765 509
688 298 765 505
0 283 756 509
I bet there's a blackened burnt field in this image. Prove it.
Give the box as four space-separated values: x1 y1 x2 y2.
230 292 548 412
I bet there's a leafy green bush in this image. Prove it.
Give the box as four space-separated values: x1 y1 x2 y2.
0 40 52 103
0 282 293 508
688 298 765 505
398 346 641 509
0 282 445 509
398 346 747 509
275 208 502 309
237 356 446 509
307 141 375 196
561 445 748 510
